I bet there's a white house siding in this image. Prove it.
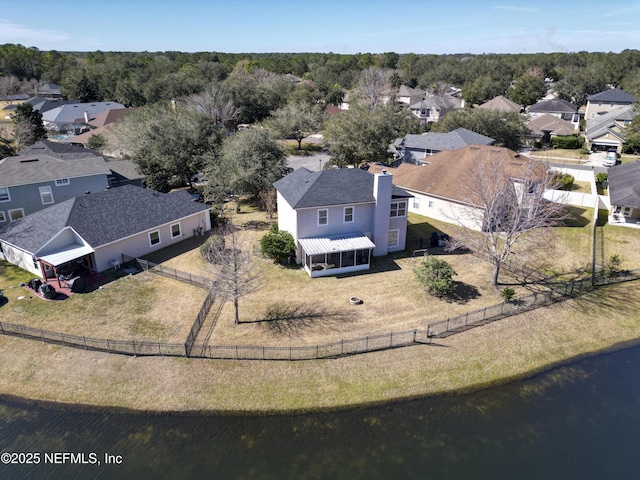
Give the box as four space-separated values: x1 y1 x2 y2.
0 242 40 276
388 215 408 252
276 192 298 241
408 190 482 231
93 211 210 272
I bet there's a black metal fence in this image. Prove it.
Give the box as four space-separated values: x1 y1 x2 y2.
1 258 638 360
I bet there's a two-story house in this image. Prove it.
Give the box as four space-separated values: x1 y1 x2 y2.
0 141 111 223
273 168 412 277
527 98 580 131
584 88 637 120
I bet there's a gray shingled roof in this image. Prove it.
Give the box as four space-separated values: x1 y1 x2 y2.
393 127 495 151
608 161 640 208
528 98 577 113
585 105 638 141
273 168 410 209
0 185 210 253
0 141 110 187
42 102 125 123
587 88 637 104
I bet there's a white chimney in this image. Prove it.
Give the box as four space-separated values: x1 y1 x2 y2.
84 112 90 122
372 171 393 257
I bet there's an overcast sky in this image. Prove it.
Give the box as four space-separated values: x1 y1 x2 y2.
2 0 639 54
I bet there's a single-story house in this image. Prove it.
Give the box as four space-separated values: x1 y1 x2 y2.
0 141 111 222
368 145 547 231
585 88 637 120
608 160 640 227
273 167 412 277
392 128 495 164
0 184 211 279
526 113 577 145
585 104 638 153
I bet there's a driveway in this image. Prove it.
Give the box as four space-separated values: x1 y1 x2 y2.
286 152 331 172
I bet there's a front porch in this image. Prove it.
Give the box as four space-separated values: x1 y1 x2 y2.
610 205 640 229
299 233 375 278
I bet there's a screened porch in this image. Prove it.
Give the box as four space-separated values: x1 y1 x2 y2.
299 233 375 278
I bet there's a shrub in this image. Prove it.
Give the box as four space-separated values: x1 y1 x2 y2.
260 224 296 264
595 172 608 184
549 135 584 150
551 172 574 191
606 254 623 276
501 287 516 302
414 256 457 297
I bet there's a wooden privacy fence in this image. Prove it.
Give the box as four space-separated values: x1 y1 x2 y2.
1 259 638 360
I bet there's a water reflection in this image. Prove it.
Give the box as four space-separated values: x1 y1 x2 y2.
1 347 640 479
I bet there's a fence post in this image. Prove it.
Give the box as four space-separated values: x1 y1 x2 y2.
107 339 111 353
341 339 344 356
184 343 188 357
390 332 393 347
61 333 65 346
262 346 265 360
132 340 136 355
83 337 87 350
40 329 45 342
289 346 292 360
20 325 24 338
413 329 417 343
446 318 450 331
316 345 319 359
158 342 162 356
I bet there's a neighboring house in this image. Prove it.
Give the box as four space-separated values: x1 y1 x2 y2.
273 168 412 277
608 160 640 227
477 95 523 113
0 141 111 222
41 101 126 139
0 184 211 279
585 104 638 153
36 83 63 99
527 98 580 131
408 94 460 124
64 107 137 156
392 127 495 164
396 85 428 106
526 113 577 145
2 96 79 118
584 88 636 120
368 145 544 231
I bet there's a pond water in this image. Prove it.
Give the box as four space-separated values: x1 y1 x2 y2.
1 346 640 479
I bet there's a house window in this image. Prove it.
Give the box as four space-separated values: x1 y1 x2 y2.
413 197 420 209
171 223 181 238
39 186 54 205
0 211 5 222
388 229 399 248
344 206 354 223
55 178 70 186
318 209 328 226
0 187 9 202
428 200 434 208
614 206 633 217
8 208 24 222
149 230 160 246
390 201 407 217
598 101 603 107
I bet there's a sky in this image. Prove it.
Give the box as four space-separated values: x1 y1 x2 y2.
1 0 639 54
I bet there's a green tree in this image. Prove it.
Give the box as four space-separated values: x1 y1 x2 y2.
0 136 15 158
204 129 286 203
462 75 507 106
508 74 547 107
414 256 457 297
260 223 296 264
13 102 47 149
110 103 220 192
431 109 527 151
623 108 640 153
87 133 107 151
266 102 326 149
324 104 419 167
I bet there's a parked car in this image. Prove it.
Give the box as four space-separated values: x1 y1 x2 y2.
604 151 618 167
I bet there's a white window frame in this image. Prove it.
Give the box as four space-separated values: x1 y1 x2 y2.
388 229 399 248
148 230 161 246
55 178 70 186
0 186 10 202
170 222 181 238
8 208 24 222
413 197 421 209
390 201 407 217
343 206 354 224
0 211 5 222
317 209 328 226
39 185 54 205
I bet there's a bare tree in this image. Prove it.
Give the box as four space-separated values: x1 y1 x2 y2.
357 67 395 110
202 226 261 325
446 155 568 286
0 75 20 101
258 189 277 220
185 84 241 132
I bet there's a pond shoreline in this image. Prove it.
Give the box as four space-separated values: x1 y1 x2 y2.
2 336 640 418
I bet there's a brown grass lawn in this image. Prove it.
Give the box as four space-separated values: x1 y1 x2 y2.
1 202 640 412
0 266 206 343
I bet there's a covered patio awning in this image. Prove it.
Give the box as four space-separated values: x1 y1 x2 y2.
38 243 95 267
299 232 375 255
